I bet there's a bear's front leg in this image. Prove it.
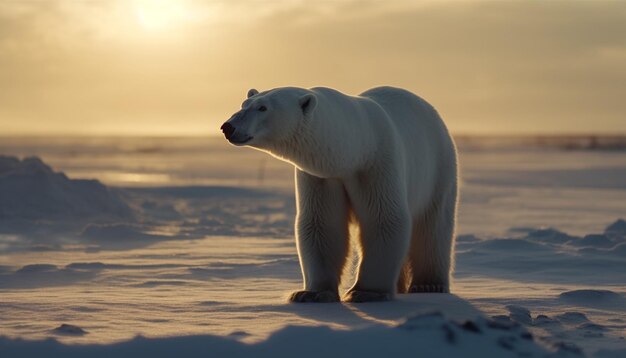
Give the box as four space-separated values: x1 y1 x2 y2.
289 170 350 303
344 174 411 303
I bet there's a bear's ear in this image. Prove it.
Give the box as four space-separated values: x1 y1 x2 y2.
299 93 317 116
247 88 259 98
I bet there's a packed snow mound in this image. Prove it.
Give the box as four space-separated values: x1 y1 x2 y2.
51 324 88 336
559 290 625 305
523 228 578 244
0 156 132 220
605 219 626 235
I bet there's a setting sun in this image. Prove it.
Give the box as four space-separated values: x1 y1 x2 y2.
134 0 191 31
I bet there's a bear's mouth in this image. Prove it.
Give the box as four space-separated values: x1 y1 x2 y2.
229 136 253 145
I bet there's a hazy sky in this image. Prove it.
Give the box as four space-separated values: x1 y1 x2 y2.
1 0 625 136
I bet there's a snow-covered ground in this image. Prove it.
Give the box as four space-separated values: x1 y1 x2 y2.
0 136 624 357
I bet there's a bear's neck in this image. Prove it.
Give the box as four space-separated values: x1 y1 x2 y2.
263 119 374 179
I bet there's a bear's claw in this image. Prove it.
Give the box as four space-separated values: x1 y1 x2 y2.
408 284 449 293
343 290 392 303
289 290 340 303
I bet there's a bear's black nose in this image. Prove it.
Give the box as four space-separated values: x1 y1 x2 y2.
221 122 236 139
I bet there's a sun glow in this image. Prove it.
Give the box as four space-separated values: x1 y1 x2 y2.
134 0 191 31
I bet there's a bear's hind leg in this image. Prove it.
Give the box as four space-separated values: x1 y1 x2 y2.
343 174 412 302
290 169 350 303
344 212 411 302
408 190 456 294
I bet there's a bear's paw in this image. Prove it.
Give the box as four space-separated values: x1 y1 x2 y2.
289 290 340 303
343 290 392 303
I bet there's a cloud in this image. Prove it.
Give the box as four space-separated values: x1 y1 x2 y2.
0 0 625 135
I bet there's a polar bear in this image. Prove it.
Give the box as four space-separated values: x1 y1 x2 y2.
221 86 458 303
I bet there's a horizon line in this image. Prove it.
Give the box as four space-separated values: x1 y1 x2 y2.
2 132 626 139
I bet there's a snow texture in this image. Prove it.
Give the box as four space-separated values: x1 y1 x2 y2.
0 312 576 358
0 137 625 357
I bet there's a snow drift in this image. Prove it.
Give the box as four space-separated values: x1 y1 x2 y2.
0 156 132 220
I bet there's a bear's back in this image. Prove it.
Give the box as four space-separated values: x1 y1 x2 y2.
359 87 449 146
359 86 456 213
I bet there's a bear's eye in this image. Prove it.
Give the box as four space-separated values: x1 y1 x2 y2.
258 105 267 112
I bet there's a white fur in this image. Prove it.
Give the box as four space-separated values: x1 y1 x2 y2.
222 86 458 301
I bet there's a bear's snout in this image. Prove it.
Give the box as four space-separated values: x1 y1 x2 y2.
221 122 236 140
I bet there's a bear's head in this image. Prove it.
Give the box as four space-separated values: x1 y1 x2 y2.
220 87 317 149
